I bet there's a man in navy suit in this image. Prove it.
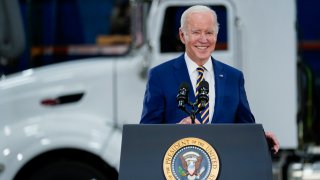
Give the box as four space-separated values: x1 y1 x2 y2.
140 5 279 153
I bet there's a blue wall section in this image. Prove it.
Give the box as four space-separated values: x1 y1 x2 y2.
297 0 320 142
297 0 320 70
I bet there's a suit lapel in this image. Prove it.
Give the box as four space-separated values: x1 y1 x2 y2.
173 54 196 103
212 58 226 123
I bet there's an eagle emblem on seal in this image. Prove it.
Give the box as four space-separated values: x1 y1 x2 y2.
178 151 206 180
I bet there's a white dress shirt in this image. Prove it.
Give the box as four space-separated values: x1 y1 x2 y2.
184 53 215 123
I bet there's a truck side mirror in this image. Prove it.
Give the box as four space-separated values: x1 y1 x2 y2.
139 42 152 80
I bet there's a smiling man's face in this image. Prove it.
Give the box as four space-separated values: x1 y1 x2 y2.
179 11 217 65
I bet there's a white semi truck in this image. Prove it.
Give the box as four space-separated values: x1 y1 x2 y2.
0 0 312 179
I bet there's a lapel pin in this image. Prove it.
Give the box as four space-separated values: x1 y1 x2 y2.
219 74 224 77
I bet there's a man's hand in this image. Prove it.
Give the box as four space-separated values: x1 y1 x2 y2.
265 131 280 154
178 117 201 124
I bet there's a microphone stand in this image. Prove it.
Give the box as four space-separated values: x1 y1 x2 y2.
181 100 204 124
177 81 208 124
190 102 197 124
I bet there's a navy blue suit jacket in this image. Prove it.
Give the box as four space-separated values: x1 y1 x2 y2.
140 54 255 124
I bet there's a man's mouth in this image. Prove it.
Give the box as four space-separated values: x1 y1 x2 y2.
196 46 208 50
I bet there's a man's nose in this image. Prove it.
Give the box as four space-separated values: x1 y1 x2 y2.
198 34 209 42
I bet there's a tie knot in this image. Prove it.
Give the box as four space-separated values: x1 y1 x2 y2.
197 66 205 74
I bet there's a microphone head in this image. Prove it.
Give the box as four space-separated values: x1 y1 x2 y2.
179 82 190 92
177 82 189 108
197 80 209 109
198 80 209 92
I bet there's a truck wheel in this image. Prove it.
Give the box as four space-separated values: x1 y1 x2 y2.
24 160 112 180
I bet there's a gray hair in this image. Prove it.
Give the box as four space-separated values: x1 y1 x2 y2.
180 5 219 35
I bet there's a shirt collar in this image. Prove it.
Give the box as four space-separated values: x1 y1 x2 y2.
185 53 213 74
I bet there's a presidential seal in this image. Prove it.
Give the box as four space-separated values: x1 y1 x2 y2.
163 137 219 180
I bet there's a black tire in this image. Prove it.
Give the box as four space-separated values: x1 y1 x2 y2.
26 160 111 180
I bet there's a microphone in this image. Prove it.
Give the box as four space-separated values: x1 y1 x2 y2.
177 82 189 108
197 80 209 109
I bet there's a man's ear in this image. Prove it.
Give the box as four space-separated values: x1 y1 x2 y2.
179 28 186 45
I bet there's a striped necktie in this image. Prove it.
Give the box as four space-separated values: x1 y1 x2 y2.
196 66 209 124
